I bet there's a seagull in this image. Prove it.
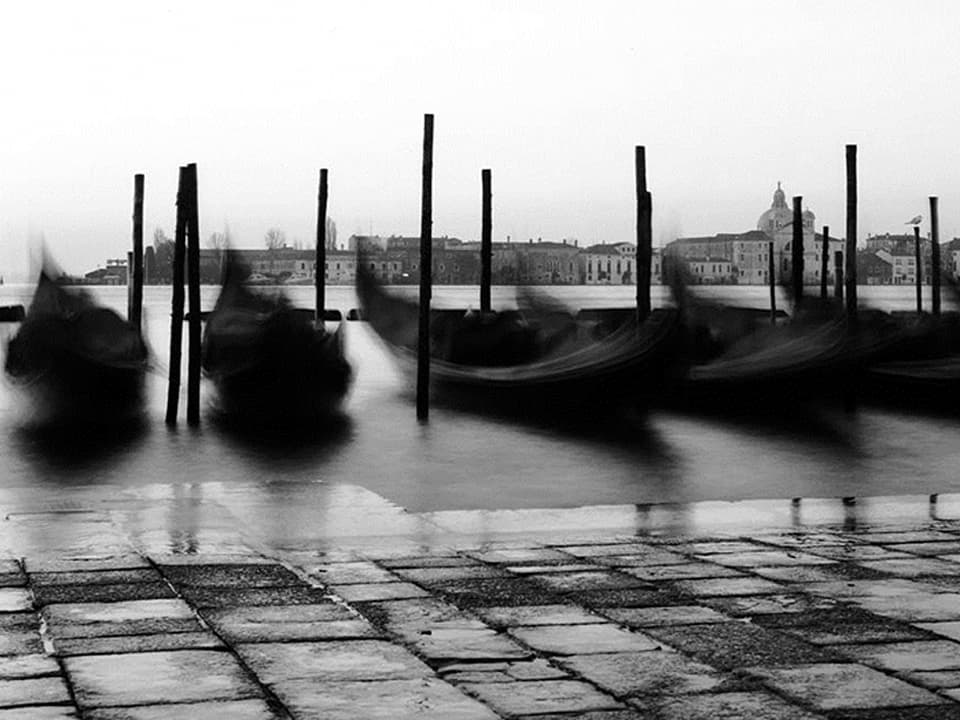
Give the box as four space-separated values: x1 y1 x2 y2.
905 215 923 225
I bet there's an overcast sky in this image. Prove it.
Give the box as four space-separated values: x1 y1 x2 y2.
1 0 959 278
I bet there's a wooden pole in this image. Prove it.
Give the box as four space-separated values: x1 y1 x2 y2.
131 174 144 331
834 251 844 301
126 251 134 322
914 225 923 313
165 166 188 426
636 146 652 324
480 168 492 313
316 168 328 320
930 197 942 317
792 196 804 308
820 225 829 300
186 163 201 426
768 240 776 324
845 145 858 323
416 114 434 422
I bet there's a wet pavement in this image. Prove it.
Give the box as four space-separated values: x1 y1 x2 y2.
4 487 960 717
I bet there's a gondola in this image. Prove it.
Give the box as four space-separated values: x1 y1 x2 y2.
356 266 681 417
4 271 148 426
201 258 352 427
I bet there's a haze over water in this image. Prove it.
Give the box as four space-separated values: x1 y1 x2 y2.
1 284 957 513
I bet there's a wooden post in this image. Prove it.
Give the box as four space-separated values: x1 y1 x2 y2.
914 225 923 313
635 146 652 324
768 240 776 324
930 196 941 317
185 163 201 427
834 251 844 301
316 168 328 320
165 166 188 426
126 251 134 321
131 174 144 331
820 225 829 300
845 145 858 322
792 196 804 307
416 114 434 422
480 168 492 313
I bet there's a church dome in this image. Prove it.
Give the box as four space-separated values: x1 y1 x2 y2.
757 182 793 237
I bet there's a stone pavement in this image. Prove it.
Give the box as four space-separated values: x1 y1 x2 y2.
3 488 960 717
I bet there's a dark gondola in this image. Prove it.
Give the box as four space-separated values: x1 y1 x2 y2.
201 258 352 427
4 271 148 426
356 265 681 417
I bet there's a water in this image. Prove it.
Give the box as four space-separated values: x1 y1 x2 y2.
0 282 958 513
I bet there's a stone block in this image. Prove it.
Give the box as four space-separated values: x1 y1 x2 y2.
561 651 736 696
508 623 663 655
459 679 622 716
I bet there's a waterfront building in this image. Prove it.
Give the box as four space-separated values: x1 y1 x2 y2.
858 251 893 285
876 249 917 285
686 257 733 284
515 239 580 284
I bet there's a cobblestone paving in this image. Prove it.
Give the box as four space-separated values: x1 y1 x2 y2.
10 502 960 716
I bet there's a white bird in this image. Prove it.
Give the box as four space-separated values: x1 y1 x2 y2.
905 215 923 225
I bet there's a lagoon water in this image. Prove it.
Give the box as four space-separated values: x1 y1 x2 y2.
0 282 958 514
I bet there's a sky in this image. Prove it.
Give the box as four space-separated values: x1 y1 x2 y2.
1 0 959 279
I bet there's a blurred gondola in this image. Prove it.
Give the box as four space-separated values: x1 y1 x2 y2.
201 254 352 429
4 269 148 426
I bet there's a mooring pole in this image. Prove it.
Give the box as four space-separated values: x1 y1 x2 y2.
820 225 829 300
636 146 652 324
834 251 844 301
316 168 328 321
126 251 134 321
930 196 941 317
185 163 201 427
131 173 144 331
914 225 923 313
165 166 188 426
845 145 858 325
416 114 434 422
768 240 776 324
792 196 804 309
480 168 492 313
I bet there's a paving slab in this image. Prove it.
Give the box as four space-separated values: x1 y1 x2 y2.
32 582 175 606
506 563 600 575
748 662 947 710
475 604 604 628
0 633 43 656
378 556 483 569
307 561 399 584
0 708 78 719
859 558 960 577
630 690 824 719
272 677 499 719
26 557 150 573
645 622 839 670
52 631 223 656
854 592 960 622
561 651 737 696
904 669 960 689
597 605 730 627
622 562 745 581
570 586 690 608
439 658 569 683
0 575 26 589
84 698 280 719
0 654 60 679
529 570 650 593
29 570 162 587
204 606 379 643
702 593 839 617
0 590 32 613
412 626 533 663
593 550 691 567
43 599 202 638
508 623 664 655
436 577 563 607
160 564 303 588
178 586 329 608
702 550 838 567
352 598 473 635
839 640 960 672
236 640 433 684
883 541 960 555
669 577 787 597
391 566 511 585
459 678 623 716
65 650 260 708
329 582 431 602
467 548 575 564
750 563 884 583
0 676 71 707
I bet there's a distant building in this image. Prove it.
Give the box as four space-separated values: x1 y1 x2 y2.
665 183 845 285
84 258 127 285
858 251 893 285
686 257 733 284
